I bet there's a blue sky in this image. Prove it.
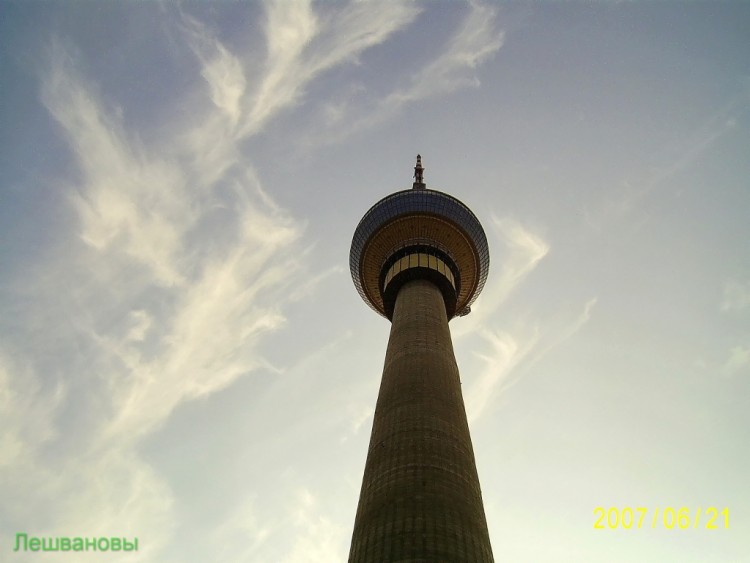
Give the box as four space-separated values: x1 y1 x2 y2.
1 1 749 561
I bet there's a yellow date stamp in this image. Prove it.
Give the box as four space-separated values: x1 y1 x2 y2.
593 507 729 529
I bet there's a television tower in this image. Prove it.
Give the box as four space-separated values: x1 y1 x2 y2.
348 156 493 561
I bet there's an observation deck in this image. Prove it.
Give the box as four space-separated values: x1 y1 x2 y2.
350 156 490 320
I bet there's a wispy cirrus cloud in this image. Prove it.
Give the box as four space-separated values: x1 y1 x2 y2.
38 43 305 443
459 217 547 420
242 0 319 135
721 345 750 377
301 0 504 144
465 297 597 423
240 0 422 138
1 25 312 556
382 0 504 106
183 0 501 146
208 494 272 563
279 489 346 563
585 85 750 230
455 216 549 338
181 14 248 126
457 218 597 422
0 355 65 471
465 326 539 422
210 486 347 562
42 49 191 287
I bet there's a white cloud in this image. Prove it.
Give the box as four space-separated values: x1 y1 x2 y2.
179 0 429 147
236 0 423 138
455 214 595 421
305 0 504 143
36 42 308 443
1 28 321 557
527 297 597 370
182 0 500 149
42 48 191 287
466 326 539 422
243 0 319 135
288 264 345 302
454 216 550 420
454 216 549 338
127 310 153 342
464 297 597 423
721 345 750 377
305 0 421 79
340 403 374 444
0 354 65 469
181 14 247 125
209 494 273 563
586 85 750 229
489 216 550 289
280 488 347 563
0 352 174 560
383 0 504 106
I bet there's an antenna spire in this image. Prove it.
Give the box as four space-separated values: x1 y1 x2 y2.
413 154 425 189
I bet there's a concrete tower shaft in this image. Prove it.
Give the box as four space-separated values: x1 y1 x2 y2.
349 279 494 561
349 157 493 562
